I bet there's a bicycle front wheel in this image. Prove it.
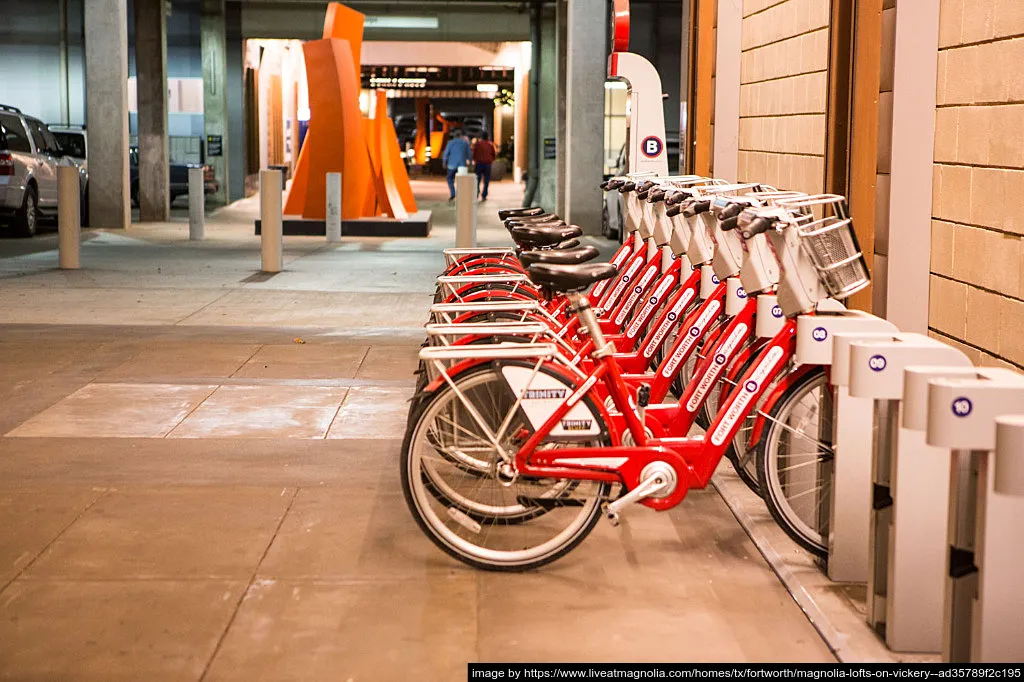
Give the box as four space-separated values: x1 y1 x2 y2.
401 365 609 571
756 368 833 557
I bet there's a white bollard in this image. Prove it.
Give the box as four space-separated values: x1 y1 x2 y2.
455 168 477 248
57 165 80 269
325 172 342 243
260 169 283 273
188 167 205 240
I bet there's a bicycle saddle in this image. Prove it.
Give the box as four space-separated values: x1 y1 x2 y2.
527 262 618 293
509 224 584 249
497 206 545 220
519 245 599 267
504 214 562 229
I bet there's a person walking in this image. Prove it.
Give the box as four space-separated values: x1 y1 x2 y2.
442 129 472 202
472 132 497 201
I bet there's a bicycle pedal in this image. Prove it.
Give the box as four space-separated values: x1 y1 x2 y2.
602 503 621 527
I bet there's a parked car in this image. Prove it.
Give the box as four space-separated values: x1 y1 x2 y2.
129 147 218 207
0 105 79 237
49 125 90 225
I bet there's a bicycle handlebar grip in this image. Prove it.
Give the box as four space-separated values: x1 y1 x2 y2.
666 204 683 217
649 189 667 203
683 200 712 218
637 190 650 200
717 202 745 221
619 181 636 193
665 190 689 206
741 216 774 239
720 216 740 232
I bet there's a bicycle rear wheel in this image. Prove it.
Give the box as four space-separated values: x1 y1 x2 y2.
402 365 609 571
756 368 833 557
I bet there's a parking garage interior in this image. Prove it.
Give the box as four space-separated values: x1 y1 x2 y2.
1 0 1024 678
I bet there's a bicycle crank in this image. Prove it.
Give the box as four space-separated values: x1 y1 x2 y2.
603 461 679 526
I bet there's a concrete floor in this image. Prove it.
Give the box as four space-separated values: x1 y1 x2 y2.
0 178 834 681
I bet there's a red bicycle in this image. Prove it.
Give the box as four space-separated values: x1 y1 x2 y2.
402 195 868 569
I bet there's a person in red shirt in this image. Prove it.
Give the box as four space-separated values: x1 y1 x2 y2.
472 132 497 201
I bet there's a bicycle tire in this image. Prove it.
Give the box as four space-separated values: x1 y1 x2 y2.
756 367 832 557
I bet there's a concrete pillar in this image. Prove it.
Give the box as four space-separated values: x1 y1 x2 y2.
201 0 229 205
225 1 245 202
134 0 169 221
713 0 741 182
564 0 606 234
84 0 130 229
555 0 568 217
537 6 558 212
886 0 939 333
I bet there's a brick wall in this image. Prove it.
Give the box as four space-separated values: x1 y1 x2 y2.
736 0 829 193
928 0 1024 369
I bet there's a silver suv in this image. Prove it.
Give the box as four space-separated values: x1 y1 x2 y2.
0 105 74 237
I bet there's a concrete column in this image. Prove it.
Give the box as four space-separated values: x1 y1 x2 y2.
225 1 245 202
713 0 741 182
201 0 229 205
886 1 939 333
135 0 169 221
564 0 606 234
537 6 558 212
555 0 568 217
84 0 130 229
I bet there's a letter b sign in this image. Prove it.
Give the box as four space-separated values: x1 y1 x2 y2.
641 136 664 158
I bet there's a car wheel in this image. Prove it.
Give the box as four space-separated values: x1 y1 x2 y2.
14 186 38 238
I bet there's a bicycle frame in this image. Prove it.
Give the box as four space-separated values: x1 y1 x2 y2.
505 318 799 509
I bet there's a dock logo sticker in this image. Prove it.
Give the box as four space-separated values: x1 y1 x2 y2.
641 136 664 158
952 397 973 418
868 355 887 372
771 305 783 318
812 326 828 342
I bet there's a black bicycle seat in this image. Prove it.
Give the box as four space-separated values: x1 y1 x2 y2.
510 224 584 249
519 245 599 267
498 206 545 221
504 214 562 229
528 262 618 293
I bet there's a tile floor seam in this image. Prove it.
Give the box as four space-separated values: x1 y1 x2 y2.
321 389 352 440
197 486 300 682
352 346 373 378
171 289 236 326
0 489 109 596
227 344 265 379
162 385 223 439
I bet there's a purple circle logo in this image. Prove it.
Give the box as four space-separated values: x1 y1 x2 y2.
745 380 758 392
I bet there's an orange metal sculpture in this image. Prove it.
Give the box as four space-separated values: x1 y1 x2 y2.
284 2 417 222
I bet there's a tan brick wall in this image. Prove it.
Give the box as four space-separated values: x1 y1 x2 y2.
929 0 1024 369
736 0 829 193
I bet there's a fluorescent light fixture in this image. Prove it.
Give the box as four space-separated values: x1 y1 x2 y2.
476 83 499 93
604 80 628 90
364 16 439 29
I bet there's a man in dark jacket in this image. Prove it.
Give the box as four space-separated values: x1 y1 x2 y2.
472 132 497 201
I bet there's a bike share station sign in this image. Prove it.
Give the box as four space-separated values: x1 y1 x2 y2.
607 0 669 177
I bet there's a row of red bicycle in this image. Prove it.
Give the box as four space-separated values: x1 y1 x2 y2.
401 175 869 570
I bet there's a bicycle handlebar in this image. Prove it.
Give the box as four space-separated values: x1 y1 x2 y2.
740 216 774 239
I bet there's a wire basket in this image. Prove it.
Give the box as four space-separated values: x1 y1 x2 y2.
796 217 870 299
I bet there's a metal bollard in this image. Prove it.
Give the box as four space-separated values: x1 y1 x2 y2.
326 172 342 243
57 165 80 269
188 167 205 240
260 169 283 273
455 167 476 248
